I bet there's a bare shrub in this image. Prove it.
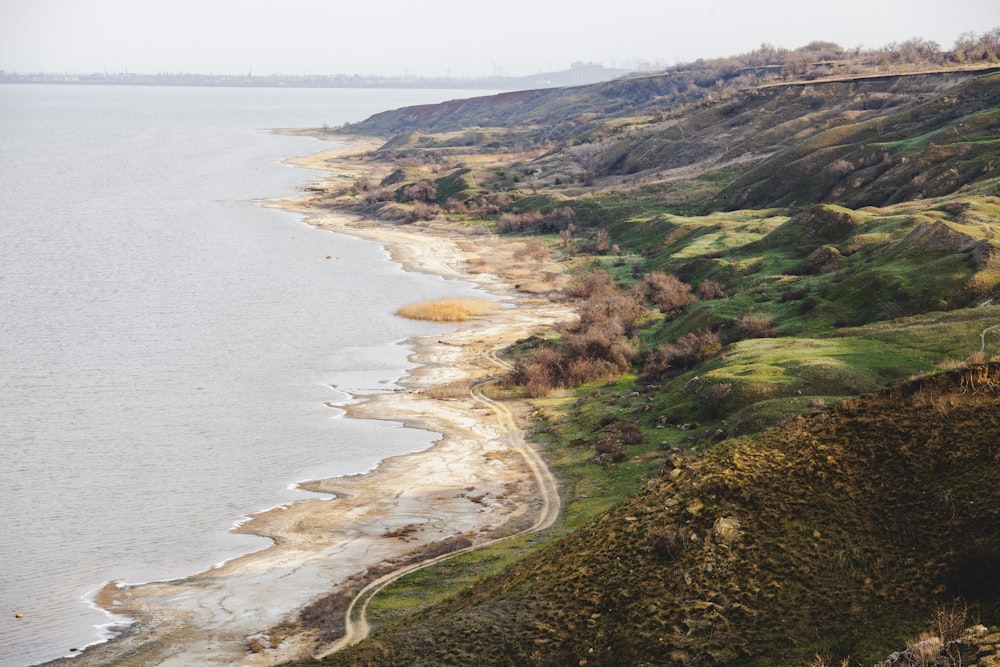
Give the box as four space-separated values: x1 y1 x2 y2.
365 187 396 203
698 382 733 416
566 269 615 299
497 212 525 233
577 292 645 333
608 421 644 444
398 180 436 203
443 197 467 214
698 279 727 300
736 310 776 338
506 269 645 397
513 240 550 263
932 600 967 644
829 158 854 176
595 228 611 254
594 434 628 462
644 329 722 376
644 271 698 314
299 589 354 638
906 632 943 667
408 201 440 222
353 176 375 192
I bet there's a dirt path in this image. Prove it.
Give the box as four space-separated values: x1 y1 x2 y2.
318 344 562 657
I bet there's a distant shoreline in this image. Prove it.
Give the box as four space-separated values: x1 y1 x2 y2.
0 62 637 91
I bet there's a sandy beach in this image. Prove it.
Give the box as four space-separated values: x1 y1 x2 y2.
48 136 574 666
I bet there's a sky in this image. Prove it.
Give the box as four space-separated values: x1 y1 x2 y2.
1 0 999 78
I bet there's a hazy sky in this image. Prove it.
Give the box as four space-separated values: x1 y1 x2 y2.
2 0 999 78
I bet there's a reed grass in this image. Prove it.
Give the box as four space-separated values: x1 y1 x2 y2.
395 298 501 322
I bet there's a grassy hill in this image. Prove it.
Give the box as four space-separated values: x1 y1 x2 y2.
317 364 1000 666
290 50 1000 665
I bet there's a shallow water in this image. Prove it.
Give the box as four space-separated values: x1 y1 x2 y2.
0 84 492 666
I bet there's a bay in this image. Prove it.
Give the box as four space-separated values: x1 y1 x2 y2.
0 84 491 666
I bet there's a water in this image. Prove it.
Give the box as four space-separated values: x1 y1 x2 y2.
0 84 493 666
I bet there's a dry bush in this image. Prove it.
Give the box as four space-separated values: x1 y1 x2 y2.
396 298 500 322
644 329 722 376
399 180 436 203
443 197 468 214
644 271 698 314
408 201 441 222
353 176 375 192
594 434 628 462
506 269 642 396
365 187 396 203
932 600 968 645
513 240 550 262
424 381 473 399
906 633 943 667
736 310 777 338
608 421 644 444
806 655 852 667
577 292 645 333
299 589 354 637
698 279 727 300
566 269 615 299
829 158 854 176
698 382 733 417
511 329 635 397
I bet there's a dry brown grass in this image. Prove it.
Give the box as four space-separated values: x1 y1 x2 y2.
395 298 501 322
424 381 474 399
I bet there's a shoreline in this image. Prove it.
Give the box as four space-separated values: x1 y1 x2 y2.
49 135 575 666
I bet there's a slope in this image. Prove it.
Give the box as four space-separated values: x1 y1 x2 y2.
313 364 1000 666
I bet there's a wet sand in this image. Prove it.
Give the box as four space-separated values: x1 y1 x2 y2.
50 136 574 666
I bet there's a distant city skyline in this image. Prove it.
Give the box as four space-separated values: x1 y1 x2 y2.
2 0 999 79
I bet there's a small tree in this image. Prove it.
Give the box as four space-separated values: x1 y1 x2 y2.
595 228 611 254
559 226 574 251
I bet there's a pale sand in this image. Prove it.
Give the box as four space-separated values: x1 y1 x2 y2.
51 136 574 666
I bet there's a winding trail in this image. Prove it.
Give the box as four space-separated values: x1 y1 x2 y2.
317 344 561 658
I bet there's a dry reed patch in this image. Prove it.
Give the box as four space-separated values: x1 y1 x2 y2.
396 298 501 322
424 381 474 399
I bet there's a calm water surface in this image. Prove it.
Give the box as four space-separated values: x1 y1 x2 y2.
0 84 493 666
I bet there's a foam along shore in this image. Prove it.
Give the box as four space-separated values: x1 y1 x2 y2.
48 136 574 666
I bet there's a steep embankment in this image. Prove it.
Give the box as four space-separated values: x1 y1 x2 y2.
320 364 1000 666
578 69 1000 211
339 68 1000 213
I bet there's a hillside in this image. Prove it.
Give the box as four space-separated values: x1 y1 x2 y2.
287 49 1000 666
318 364 1000 666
